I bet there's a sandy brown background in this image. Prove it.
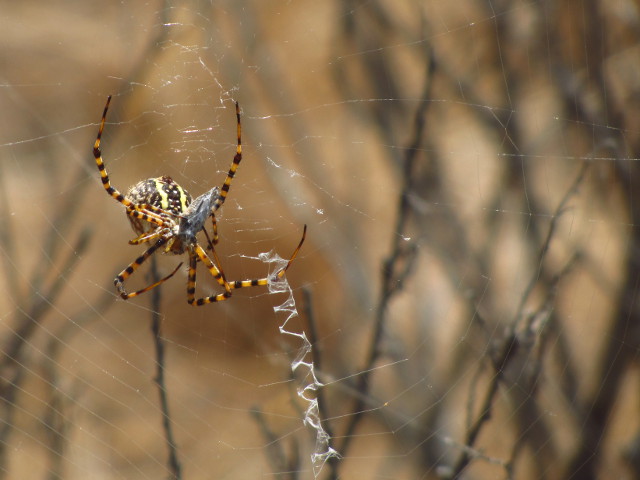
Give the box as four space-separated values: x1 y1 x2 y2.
1 1 639 479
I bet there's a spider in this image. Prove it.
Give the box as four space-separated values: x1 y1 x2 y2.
93 95 306 306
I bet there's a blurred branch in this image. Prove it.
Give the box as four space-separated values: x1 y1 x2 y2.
503 252 582 480
543 2 640 477
337 48 436 458
42 326 86 480
0 162 23 303
623 433 640 479
300 287 339 479
512 162 589 329
0 223 93 480
251 407 300 480
447 162 589 479
149 256 182 480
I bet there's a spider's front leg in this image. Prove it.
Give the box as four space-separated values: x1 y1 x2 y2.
127 227 172 246
94 97 173 232
94 96 137 211
209 213 219 247
209 101 243 215
124 204 176 234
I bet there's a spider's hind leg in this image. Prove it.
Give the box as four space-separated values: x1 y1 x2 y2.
224 225 308 291
114 237 182 299
187 245 232 306
272 224 307 280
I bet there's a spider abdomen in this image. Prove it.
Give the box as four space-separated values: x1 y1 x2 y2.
126 176 192 235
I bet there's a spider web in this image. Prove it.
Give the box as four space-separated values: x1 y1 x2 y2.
1 1 639 479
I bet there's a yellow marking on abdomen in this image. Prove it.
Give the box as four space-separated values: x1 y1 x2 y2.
153 178 170 210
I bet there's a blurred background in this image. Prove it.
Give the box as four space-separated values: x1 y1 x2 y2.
1 1 639 479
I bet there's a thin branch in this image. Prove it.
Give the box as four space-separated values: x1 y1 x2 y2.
337 51 436 456
300 287 339 479
251 407 300 480
0 227 93 480
149 256 182 480
42 328 84 480
301 287 332 438
511 161 590 329
447 163 589 478
0 161 23 303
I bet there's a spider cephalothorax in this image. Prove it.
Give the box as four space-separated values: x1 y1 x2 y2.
175 187 219 248
93 95 306 306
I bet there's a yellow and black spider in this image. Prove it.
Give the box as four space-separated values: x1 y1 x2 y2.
93 95 306 306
